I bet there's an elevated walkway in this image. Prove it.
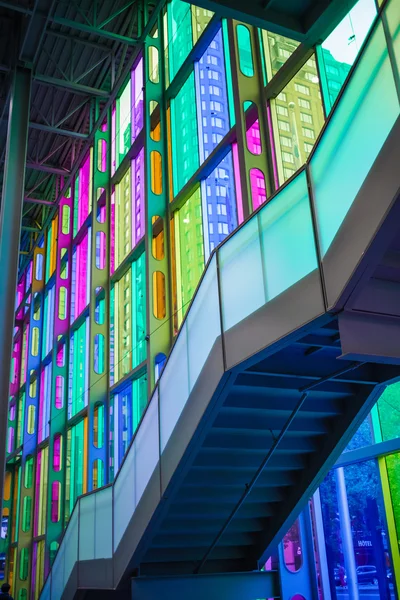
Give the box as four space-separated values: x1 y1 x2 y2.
40 8 400 600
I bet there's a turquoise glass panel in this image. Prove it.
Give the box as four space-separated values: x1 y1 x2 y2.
311 22 399 256
259 170 318 300
167 0 193 81
219 216 265 331
159 324 189 451
187 255 221 390
171 73 199 195
236 24 254 77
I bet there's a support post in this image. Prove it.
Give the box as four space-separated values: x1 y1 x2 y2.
335 467 359 600
0 66 31 512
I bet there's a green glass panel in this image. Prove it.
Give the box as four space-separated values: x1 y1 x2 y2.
167 0 193 81
65 420 85 519
22 496 32 532
237 24 254 77
17 393 25 448
171 73 199 195
176 187 205 322
24 456 34 488
311 21 399 256
377 382 400 442
19 547 29 580
318 0 377 113
258 170 318 300
386 452 400 546
45 221 53 282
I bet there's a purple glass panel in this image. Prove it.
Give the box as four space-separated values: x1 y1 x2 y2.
131 57 144 143
131 149 145 246
78 153 91 231
246 119 262 155
232 143 244 225
110 189 115 275
111 105 116 176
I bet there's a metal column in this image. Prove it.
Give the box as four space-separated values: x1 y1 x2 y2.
0 66 32 510
335 467 359 600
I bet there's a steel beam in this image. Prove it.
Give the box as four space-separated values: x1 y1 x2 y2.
26 162 70 176
50 15 137 45
24 196 54 206
19 0 56 65
29 121 88 139
34 74 110 97
0 65 32 528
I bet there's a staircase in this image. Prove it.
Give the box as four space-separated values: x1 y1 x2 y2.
40 7 400 599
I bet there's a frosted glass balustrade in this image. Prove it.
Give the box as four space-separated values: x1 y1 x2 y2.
219 217 265 331
95 487 112 558
160 323 189 451
113 440 136 548
259 170 318 300
135 396 160 503
187 255 221 389
310 21 399 256
63 508 78 583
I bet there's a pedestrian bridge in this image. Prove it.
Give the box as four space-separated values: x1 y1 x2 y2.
40 7 400 600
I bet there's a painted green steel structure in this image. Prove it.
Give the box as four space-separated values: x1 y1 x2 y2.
0 0 399 598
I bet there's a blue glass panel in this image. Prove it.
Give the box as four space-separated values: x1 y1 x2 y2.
311 22 399 256
196 29 230 160
202 150 237 258
259 170 318 301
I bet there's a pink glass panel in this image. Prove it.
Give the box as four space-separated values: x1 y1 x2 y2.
53 435 61 471
110 189 115 275
132 148 145 245
78 153 91 231
232 142 244 225
56 344 65 367
246 119 262 155
111 105 116 176
55 376 64 409
250 168 267 210
131 57 144 143
51 481 60 522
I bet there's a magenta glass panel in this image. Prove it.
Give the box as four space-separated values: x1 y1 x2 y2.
131 57 144 143
246 119 262 155
10 337 21 397
111 105 116 176
250 168 267 210
53 435 61 471
15 276 25 315
232 142 244 225
110 189 116 275
56 344 65 367
51 481 60 522
55 376 64 409
71 228 91 323
77 153 91 232
132 148 145 245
